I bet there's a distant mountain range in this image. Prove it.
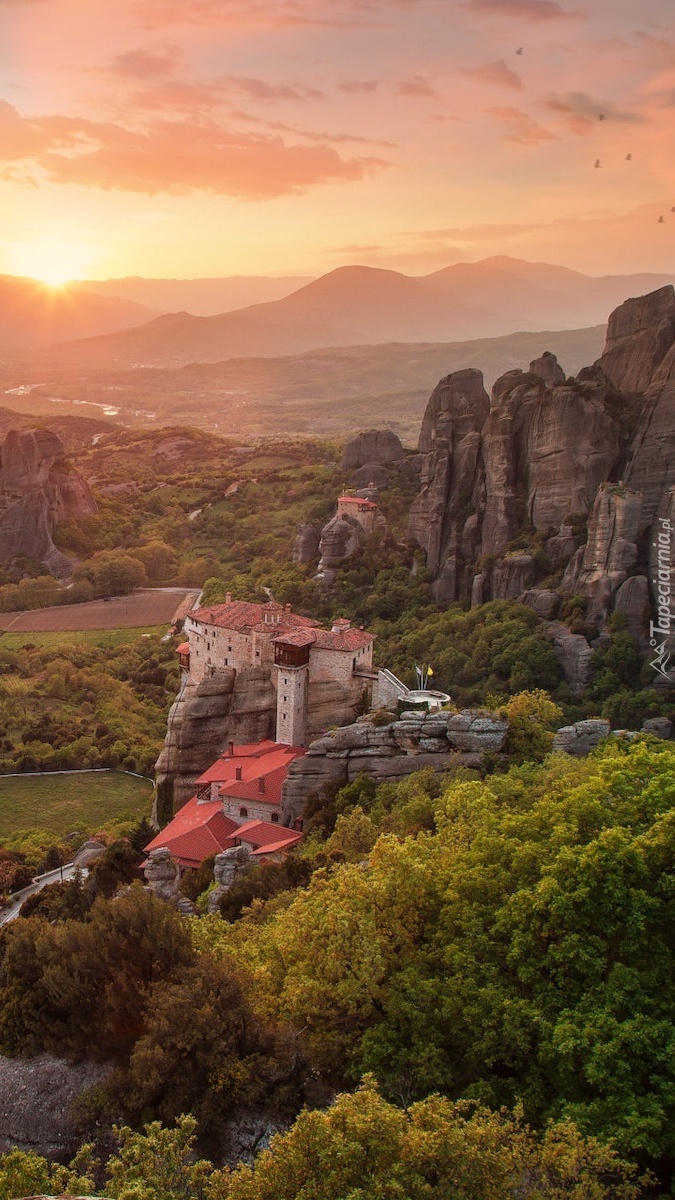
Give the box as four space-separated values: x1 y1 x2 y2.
42 257 675 369
0 275 156 348
74 274 313 317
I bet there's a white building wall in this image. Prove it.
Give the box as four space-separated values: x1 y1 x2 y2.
221 795 282 823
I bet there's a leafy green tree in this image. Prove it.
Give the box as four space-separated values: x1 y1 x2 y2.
222 1077 643 1200
105 1115 214 1200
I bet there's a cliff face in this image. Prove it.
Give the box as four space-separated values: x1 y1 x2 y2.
408 286 675 641
0 428 96 575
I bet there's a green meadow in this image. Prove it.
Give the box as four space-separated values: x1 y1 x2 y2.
0 770 153 841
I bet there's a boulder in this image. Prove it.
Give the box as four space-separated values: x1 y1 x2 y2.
552 719 611 755
0 1054 109 1159
143 847 180 900
641 717 673 739
529 350 566 386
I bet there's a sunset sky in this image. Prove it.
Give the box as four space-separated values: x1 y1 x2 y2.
1 0 674 282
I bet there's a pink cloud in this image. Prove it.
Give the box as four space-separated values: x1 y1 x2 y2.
220 77 325 103
397 76 435 97
461 0 578 20
488 105 557 144
108 47 181 79
463 60 522 89
0 101 388 198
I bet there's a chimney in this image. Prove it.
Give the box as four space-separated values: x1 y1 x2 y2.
258 777 265 794
228 741 234 756
226 591 232 604
235 766 243 780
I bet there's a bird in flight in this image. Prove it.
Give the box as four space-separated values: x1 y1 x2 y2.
515 46 523 54
625 153 632 161
594 159 601 168
658 215 665 223
598 113 605 120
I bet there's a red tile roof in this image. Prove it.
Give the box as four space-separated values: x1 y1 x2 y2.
176 641 190 654
310 628 374 651
144 797 239 869
190 600 320 634
234 819 303 854
196 741 306 790
339 495 378 509
272 629 317 647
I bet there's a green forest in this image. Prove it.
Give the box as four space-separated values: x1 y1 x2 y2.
0 425 674 1199
1 739 675 1198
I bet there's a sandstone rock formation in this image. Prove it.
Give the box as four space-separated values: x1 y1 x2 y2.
154 667 276 817
341 429 404 472
143 847 181 900
0 428 96 575
407 287 675 654
317 513 366 574
281 708 508 824
207 844 252 913
292 522 321 565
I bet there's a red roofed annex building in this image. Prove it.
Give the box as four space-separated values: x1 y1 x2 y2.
144 740 305 870
181 595 375 746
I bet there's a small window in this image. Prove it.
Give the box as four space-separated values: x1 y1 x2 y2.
239 807 248 817
271 812 279 824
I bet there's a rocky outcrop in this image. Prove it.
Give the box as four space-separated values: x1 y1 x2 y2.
281 708 508 823
154 667 276 816
406 287 675 647
143 847 181 900
552 719 611 755
207 845 252 913
0 428 96 575
341 429 404 471
292 522 321 565
317 514 365 573
0 1054 109 1158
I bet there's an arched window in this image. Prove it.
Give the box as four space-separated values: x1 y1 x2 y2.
239 806 248 818
271 812 279 824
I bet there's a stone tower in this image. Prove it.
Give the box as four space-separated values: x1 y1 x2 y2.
273 630 313 745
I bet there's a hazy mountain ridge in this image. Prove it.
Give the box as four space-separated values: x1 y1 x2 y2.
43 257 675 368
2 325 606 442
0 275 157 347
74 274 314 316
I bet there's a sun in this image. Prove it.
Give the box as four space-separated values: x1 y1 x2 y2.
9 240 92 288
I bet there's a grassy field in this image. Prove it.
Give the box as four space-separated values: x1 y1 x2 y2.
0 771 153 840
0 625 166 651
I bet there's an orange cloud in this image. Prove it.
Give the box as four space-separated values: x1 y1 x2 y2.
0 102 388 198
463 59 522 89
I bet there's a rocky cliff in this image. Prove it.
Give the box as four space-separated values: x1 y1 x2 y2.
408 286 675 653
0 428 96 575
281 707 508 825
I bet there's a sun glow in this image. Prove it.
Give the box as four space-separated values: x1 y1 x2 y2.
8 241 93 288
